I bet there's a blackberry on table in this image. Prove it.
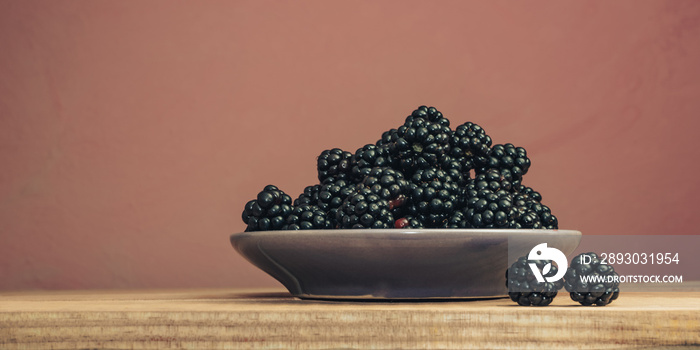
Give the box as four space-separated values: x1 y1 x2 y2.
317 148 354 184
479 143 530 185
284 204 331 230
408 168 461 228
336 187 394 229
506 256 564 306
388 117 452 175
242 185 294 232
450 121 492 172
564 253 620 306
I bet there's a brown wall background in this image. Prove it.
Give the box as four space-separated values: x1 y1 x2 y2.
1 1 699 290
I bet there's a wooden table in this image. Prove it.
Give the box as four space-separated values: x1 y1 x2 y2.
1 288 699 349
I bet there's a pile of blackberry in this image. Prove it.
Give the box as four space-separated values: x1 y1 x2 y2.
242 106 559 231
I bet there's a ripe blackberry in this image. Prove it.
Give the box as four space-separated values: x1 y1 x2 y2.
376 128 398 147
564 253 620 306
317 148 353 184
405 105 450 127
450 121 492 171
437 154 468 187
506 256 564 306
336 187 394 229
283 204 331 230
241 185 293 232
463 188 514 228
468 168 512 193
479 143 530 185
317 179 356 228
351 144 392 182
408 168 461 228
293 184 321 207
511 185 558 229
389 117 452 174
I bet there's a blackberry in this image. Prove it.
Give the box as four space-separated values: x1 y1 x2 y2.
511 185 558 229
241 185 293 232
506 256 564 306
336 187 394 229
463 188 514 228
408 168 461 228
468 168 512 193
283 204 331 230
405 105 450 127
479 143 530 185
450 121 492 171
317 179 356 228
377 128 398 147
437 154 468 187
389 117 452 174
351 144 392 182
317 148 353 184
564 253 620 306
293 184 321 207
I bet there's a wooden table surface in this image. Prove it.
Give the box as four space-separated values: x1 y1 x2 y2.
1 288 699 349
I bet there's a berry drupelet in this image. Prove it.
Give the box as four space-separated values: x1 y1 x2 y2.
564 252 620 306
242 185 294 232
506 256 565 306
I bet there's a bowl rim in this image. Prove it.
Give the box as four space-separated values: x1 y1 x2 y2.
231 228 581 239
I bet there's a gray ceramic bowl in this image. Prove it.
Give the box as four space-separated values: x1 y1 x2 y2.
230 229 581 300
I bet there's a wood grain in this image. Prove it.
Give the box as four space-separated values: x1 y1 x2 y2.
1 288 699 349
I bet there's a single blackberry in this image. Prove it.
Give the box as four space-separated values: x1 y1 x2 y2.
450 121 492 171
293 184 321 207
437 154 468 187
283 204 331 230
376 128 398 147
511 185 558 229
389 117 452 175
468 168 512 193
317 148 354 184
351 144 392 182
506 256 564 306
407 168 461 228
463 188 514 228
564 253 620 306
404 105 450 127
447 210 468 228
241 185 293 232
336 187 394 229
479 143 530 185
317 179 356 228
